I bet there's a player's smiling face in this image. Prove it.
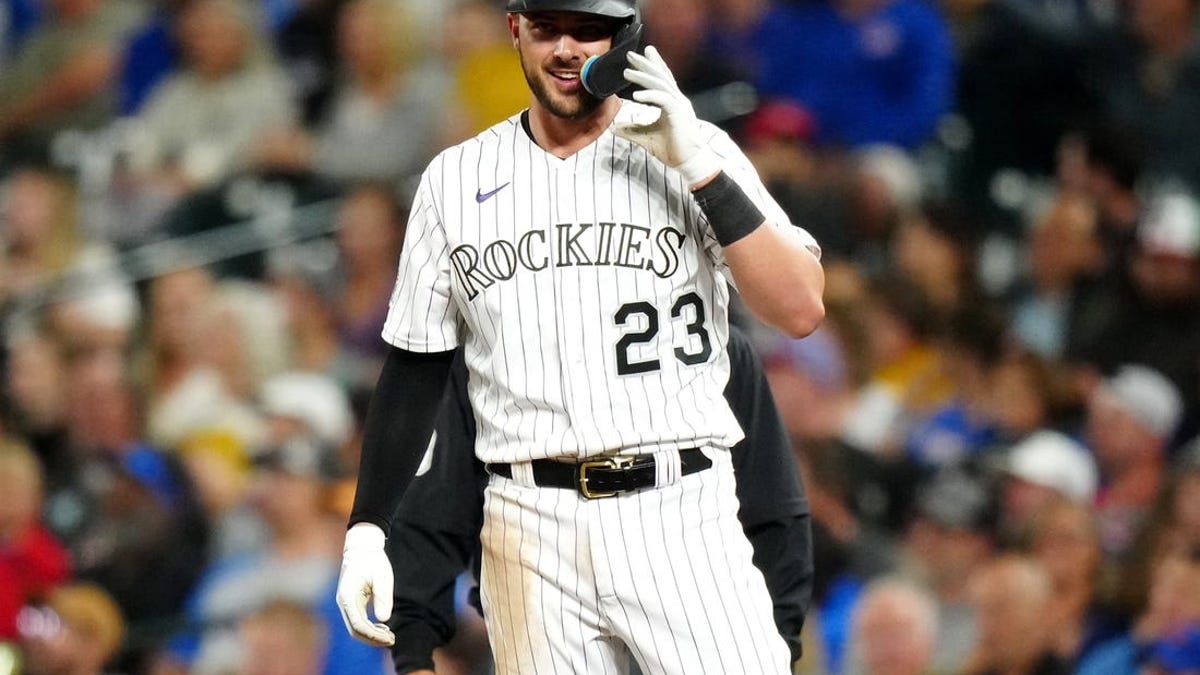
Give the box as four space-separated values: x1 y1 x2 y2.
510 11 619 120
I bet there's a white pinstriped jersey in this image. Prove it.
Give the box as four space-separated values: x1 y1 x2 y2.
382 100 818 464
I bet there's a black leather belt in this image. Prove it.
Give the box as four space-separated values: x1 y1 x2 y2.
486 448 712 499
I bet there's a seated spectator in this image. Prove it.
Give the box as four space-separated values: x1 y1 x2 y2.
997 430 1099 544
985 349 1084 446
891 199 985 321
640 0 748 129
0 0 146 164
127 0 298 195
839 275 953 458
961 555 1071 674
1066 188 1200 435
252 0 446 190
898 467 998 674
1081 0 1200 194
728 0 955 150
2 329 72 496
1010 189 1103 359
140 271 283 452
0 164 140 363
17 582 126 675
330 184 405 385
902 302 1009 469
0 437 71 641
845 577 940 675
161 433 384 675
235 599 328 675
1025 499 1127 668
51 349 208 670
1086 364 1184 561
1077 545 1200 675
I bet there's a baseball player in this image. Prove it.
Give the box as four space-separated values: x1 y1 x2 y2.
386 325 814 674
337 0 825 672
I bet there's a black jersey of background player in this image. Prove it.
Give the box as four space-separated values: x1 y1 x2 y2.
385 324 814 674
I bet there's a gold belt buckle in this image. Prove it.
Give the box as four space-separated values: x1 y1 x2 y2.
578 455 635 499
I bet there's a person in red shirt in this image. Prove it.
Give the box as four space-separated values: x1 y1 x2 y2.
0 437 71 639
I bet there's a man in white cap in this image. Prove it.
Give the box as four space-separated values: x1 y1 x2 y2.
998 429 1099 544
1085 364 1183 560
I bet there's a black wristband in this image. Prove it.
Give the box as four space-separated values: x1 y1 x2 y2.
692 171 765 247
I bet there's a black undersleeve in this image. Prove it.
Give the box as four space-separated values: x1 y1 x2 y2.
349 346 456 533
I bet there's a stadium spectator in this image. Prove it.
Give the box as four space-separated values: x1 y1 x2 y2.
252 0 446 191
329 184 405 384
235 599 328 675
18 582 127 675
160 432 384 675
898 467 997 673
0 438 71 641
845 578 940 675
1025 499 1128 668
997 430 1099 543
127 0 298 194
1077 545 1200 675
1009 189 1104 359
961 555 1070 674
0 0 146 165
1085 364 1184 561
1081 0 1200 193
745 0 956 149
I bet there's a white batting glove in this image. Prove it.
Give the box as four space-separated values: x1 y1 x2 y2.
613 45 721 187
335 522 396 647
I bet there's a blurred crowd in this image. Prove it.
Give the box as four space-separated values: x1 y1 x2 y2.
0 0 1198 674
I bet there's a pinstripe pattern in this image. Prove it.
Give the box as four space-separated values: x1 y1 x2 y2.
382 101 815 464
479 449 790 674
383 100 815 672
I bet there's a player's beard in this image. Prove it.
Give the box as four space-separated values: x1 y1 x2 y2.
520 51 603 120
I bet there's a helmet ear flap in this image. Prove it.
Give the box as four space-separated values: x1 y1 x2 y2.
581 15 643 98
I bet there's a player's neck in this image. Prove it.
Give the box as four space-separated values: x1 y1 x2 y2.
527 98 622 159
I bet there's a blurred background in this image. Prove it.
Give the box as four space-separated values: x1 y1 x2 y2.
1 0 1199 673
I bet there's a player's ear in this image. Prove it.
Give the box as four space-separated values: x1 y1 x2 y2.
508 14 521 47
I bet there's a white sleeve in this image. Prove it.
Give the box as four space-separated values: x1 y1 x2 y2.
381 170 461 352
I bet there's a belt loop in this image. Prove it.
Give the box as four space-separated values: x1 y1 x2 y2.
653 449 682 488
511 462 537 487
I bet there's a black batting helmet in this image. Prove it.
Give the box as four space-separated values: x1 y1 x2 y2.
504 0 637 19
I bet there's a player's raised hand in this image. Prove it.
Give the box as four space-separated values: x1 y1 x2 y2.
613 45 720 187
336 522 396 647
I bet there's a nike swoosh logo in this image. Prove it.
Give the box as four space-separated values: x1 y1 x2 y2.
475 182 510 203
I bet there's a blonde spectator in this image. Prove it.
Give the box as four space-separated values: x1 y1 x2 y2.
0 438 71 641
236 599 328 675
0 165 138 355
846 578 940 675
129 0 298 193
140 270 280 451
962 555 1070 675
